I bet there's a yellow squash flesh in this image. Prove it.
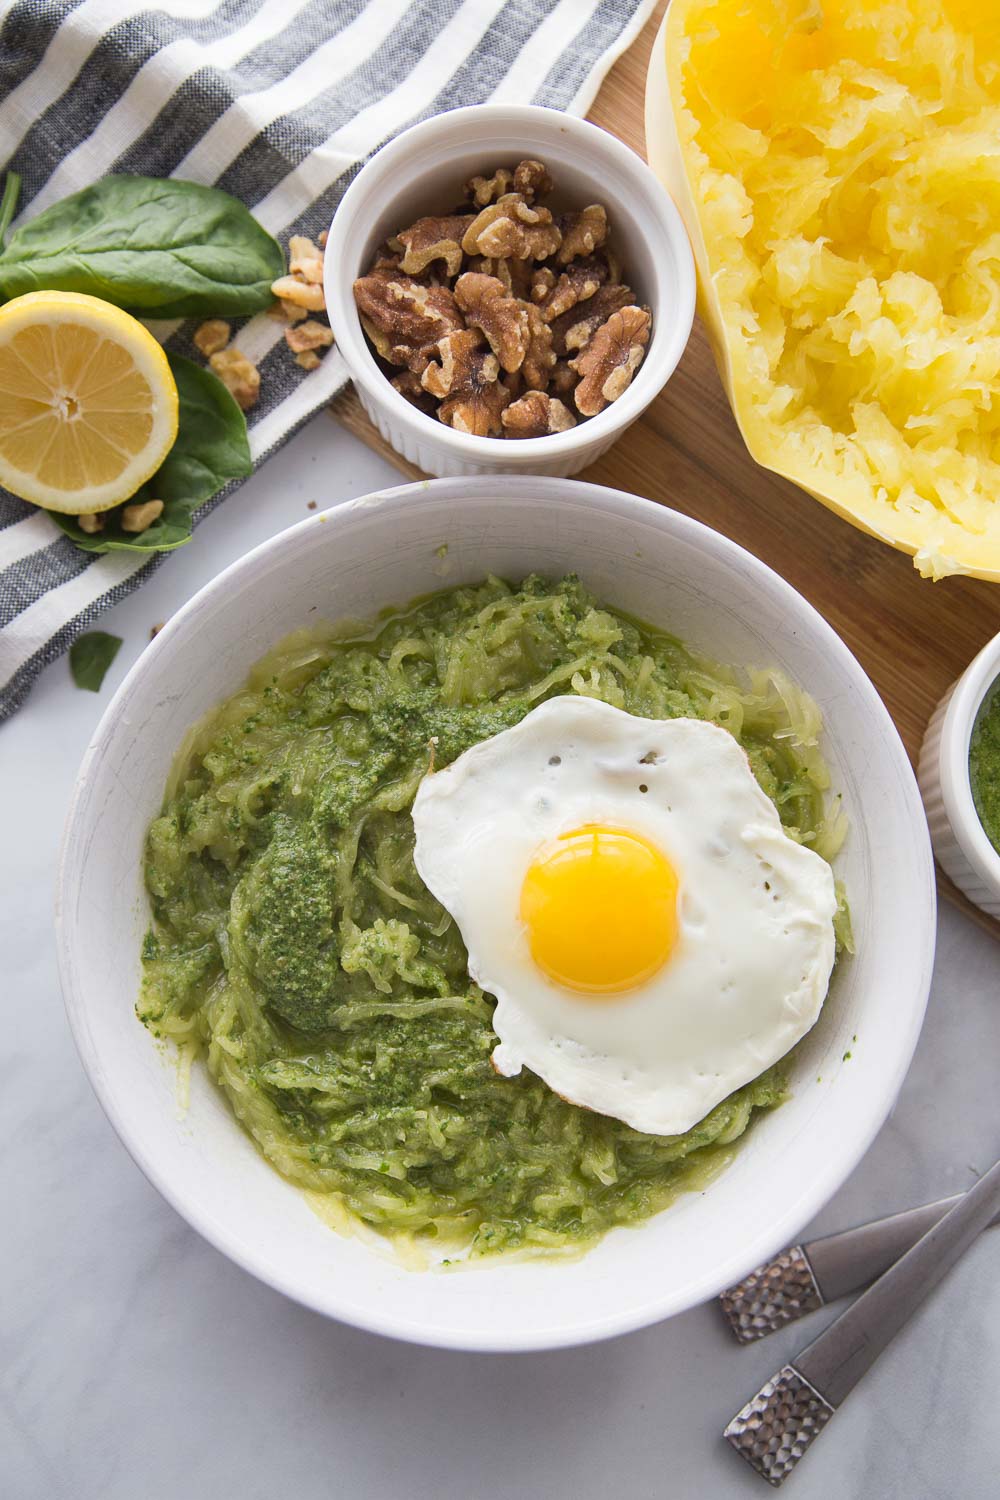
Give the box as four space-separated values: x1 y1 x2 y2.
646 0 1000 581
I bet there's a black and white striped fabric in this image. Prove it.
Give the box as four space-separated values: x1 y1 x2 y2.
0 0 655 721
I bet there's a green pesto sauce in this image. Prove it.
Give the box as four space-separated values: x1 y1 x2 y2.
139 575 845 1259
970 681 1000 855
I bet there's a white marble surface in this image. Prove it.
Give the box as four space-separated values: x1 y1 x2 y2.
3 415 999 1500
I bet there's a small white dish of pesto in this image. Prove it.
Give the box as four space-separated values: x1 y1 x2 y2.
58 478 935 1350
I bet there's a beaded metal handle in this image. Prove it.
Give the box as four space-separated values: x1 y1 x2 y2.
724 1366 835 1487
719 1246 823 1343
723 1161 1000 1486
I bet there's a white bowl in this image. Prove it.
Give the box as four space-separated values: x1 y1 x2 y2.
918 633 1000 918
57 478 935 1351
324 104 695 478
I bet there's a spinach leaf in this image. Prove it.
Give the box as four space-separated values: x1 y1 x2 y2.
70 632 122 692
52 353 252 555
0 172 20 249
0 176 283 317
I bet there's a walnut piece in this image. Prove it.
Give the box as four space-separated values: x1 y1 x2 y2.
209 347 260 410
487 214 561 262
519 301 556 390
391 369 437 415
550 359 579 398
557 204 608 264
193 318 230 356
454 272 529 373
467 254 533 299
421 330 509 436
462 194 562 261
271 273 325 312
501 368 525 403
77 512 104 534
419 330 485 399
371 241 405 273
465 167 513 206
465 160 552 208
443 379 510 436
395 214 473 277
353 271 462 372
530 266 556 303
121 499 164 533
549 281 632 355
512 159 553 201
602 247 623 285
295 350 321 371
268 297 308 324
289 234 324 285
533 258 607 323
284 319 334 355
502 391 576 438
571 305 651 416
420 329 489 397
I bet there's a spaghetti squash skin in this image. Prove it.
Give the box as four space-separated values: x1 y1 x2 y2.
139 576 846 1259
660 0 1000 580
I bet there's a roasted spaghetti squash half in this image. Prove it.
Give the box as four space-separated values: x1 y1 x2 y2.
649 0 1000 580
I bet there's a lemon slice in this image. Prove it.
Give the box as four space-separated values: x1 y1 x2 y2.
0 290 179 514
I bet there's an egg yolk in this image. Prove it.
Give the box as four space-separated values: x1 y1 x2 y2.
519 825 679 996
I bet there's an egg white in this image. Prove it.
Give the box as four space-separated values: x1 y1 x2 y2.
412 696 838 1136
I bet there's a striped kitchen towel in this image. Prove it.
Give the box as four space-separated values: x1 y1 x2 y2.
0 0 656 721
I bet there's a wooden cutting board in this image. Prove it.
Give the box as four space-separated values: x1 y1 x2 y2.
332 0 1000 941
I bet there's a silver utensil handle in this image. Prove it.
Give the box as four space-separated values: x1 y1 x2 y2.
806 1194 971 1302
720 1246 824 1343
724 1366 835 1488
798 1157 1000 1404
725 1156 1000 1485
720 1193 977 1342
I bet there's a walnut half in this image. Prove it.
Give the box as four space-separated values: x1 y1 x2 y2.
454 273 529 374
462 194 562 261
502 391 576 438
421 330 510 437
519 302 556 391
394 214 473 277
557 205 608 265
532 259 606 323
353 270 462 372
571 306 651 417
549 281 632 356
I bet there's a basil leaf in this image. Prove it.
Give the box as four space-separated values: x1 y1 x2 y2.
70 632 122 692
52 353 252 555
0 176 283 317
0 172 20 249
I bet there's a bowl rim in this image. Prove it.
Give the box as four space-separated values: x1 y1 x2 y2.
323 102 696 459
56 477 936 1351
938 632 1000 894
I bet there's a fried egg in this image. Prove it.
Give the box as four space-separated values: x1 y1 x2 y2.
412 696 837 1136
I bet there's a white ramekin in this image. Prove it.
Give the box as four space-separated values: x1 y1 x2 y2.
918 632 1000 917
324 104 695 478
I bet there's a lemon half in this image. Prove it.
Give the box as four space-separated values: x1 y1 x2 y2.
0 290 178 514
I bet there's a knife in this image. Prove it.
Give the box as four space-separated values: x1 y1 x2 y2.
723 1155 1000 1486
719 1191 1000 1342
